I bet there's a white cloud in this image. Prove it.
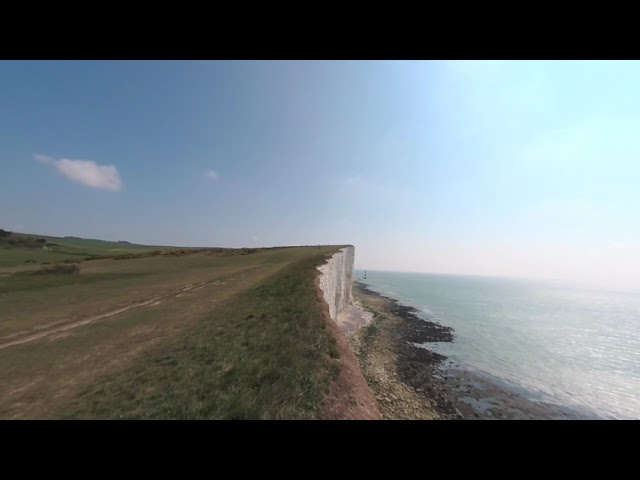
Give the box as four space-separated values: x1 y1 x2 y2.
204 170 219 181
34 154 54 164
35 154 122 192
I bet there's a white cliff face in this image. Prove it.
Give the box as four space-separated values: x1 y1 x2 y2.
318 246 373 335
317 246 355 322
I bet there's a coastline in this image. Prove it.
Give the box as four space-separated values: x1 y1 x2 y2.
349 281 460 419
350 280 598 420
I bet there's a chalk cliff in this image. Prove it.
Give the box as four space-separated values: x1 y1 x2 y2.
317 246 355 322
317 246 372 335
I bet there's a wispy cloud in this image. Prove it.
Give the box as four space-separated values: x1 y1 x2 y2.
34 154 54 164
204 170 219 181
35 154 122 192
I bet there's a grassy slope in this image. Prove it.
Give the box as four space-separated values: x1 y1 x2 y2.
0 244 346 419
19 233 147 249
0 231 172 268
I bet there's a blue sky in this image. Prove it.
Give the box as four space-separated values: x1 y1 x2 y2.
2 60 639 289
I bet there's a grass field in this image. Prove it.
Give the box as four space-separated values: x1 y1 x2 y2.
0 231 169 268
0 233 346 419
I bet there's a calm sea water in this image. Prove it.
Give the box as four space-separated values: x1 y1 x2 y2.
355 270 640 419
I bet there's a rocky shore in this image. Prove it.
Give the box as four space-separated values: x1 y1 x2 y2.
349 282 460 419
350 281 596 420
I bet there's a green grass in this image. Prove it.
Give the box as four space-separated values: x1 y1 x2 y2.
18 233 166 250
0 231 170 268
58 251 339 419
0 231 278 268
0 242 348 419
13 263 80 276
0 272 154 294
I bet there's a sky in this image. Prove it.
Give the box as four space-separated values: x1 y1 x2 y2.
1 60 640 290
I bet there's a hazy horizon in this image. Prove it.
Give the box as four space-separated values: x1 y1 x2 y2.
2 60 640 291
354 268 640 294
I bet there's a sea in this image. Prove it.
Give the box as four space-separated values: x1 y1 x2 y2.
355 270 640 420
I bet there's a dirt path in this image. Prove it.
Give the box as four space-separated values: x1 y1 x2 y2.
0 282 206 350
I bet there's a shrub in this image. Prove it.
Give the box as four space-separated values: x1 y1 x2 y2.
19 263 81 276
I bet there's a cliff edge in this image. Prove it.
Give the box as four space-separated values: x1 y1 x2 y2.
317 246 373 335
316 246 380 420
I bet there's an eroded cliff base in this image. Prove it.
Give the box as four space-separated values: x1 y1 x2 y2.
315 276 381 420
337 303 373 335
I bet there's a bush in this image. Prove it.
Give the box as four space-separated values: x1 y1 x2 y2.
16 263 81 276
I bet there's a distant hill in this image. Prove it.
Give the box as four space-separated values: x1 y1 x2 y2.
0 230 173 268
0 230 277 268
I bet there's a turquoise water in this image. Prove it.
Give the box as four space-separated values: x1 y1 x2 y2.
356 270 640 419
